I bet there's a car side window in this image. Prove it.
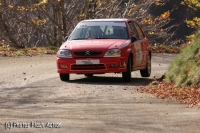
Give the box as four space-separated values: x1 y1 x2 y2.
134 23 144 40
128 22 139 40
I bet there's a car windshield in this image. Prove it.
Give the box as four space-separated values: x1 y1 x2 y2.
68 21 129 40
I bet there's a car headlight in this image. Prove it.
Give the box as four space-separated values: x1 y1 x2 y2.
57 49 72 58
104 48 121 57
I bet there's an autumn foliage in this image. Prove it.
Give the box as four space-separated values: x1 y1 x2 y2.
139 81 200 107
0 0 184 49
181 0 200 39
139 0 200 107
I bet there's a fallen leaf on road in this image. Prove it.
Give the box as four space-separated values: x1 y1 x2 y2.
139 81 200 107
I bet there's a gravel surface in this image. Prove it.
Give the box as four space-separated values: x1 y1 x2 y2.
0 53 200 133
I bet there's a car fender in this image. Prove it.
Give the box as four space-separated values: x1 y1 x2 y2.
122 47 132 65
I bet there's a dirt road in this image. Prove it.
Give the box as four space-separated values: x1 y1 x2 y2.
0 53 200 133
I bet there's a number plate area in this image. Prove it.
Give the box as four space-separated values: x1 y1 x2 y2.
76 60 100 65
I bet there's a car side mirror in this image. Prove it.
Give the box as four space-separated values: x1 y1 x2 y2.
131 35 137 42
65 36 69 41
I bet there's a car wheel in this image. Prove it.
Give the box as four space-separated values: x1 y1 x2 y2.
84 74 93 77
122 57 132 82
59 74 70 81
140 55 151 77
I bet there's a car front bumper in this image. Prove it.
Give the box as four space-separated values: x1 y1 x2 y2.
57 57 127 74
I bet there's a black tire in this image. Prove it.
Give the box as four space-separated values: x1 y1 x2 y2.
140 55 151 77
59 74 70 81
122 57 132 82
84 74 93 77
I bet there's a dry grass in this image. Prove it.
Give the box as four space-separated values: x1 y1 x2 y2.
0 46 59 57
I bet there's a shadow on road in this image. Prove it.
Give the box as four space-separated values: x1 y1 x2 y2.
67 76 153 86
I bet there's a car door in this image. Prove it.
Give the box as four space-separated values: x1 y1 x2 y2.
128 22 143 67
133 22 148 66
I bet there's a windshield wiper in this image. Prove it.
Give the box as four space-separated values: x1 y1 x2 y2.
93 37 107 39
71 38 86 40
105 38 119 39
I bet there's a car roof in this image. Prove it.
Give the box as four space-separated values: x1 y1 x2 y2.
81 18 133 22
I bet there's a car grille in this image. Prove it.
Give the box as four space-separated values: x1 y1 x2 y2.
71 64 106 70
74 51 102 56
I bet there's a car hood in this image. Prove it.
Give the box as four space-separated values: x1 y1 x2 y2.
60 39 128 51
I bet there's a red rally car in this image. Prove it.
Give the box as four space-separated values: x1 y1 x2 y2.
57 18 151 82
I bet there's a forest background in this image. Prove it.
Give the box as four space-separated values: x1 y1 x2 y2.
0 0 199 49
